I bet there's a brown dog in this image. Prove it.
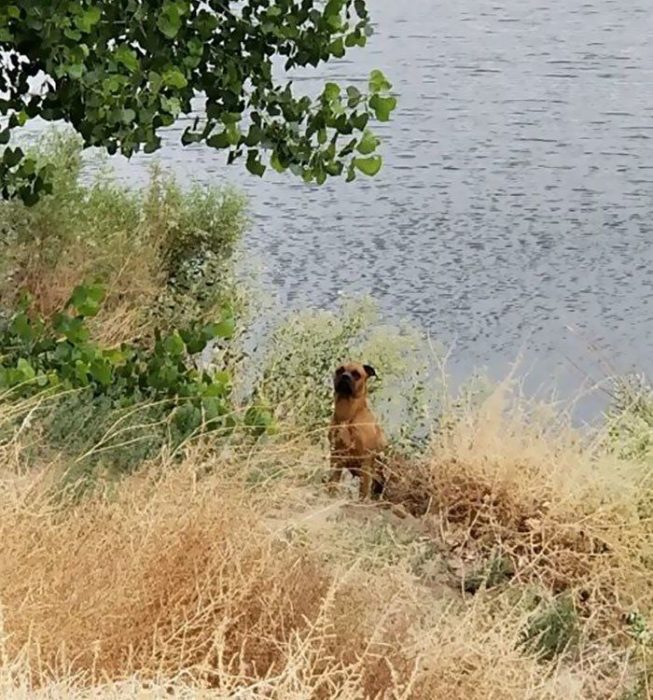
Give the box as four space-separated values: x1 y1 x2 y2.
328 362 386 500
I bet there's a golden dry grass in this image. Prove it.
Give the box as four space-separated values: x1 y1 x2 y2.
387 384 653 632
0 385 651 698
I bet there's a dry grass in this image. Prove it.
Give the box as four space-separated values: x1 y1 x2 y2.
0 450 414 697
386 382 653 635
0 384 651 699
8 236 164 345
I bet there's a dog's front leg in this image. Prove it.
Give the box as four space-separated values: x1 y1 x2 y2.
327 453 344 493
359 458 374 500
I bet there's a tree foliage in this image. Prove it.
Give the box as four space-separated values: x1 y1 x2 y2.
0 0 396 204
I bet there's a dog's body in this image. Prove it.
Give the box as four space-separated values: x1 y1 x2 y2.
328 362 386 499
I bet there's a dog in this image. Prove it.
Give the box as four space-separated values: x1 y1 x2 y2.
327 362 386 500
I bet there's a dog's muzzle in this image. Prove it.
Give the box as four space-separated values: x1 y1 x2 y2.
334 372 354 396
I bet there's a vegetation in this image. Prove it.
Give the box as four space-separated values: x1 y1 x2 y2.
0 136 652 698
0 0 396 204
0 133 254 473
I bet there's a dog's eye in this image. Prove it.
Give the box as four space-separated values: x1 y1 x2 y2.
335 367 344 375
351 370 361 380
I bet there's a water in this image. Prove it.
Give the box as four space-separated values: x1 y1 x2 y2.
27 0 653 412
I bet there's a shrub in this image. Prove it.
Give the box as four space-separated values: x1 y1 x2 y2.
250 297 465 449
606 374 653 461
0 282 236 468
385 381 652 634
0 129 247 342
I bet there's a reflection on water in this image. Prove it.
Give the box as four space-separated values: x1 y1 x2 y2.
28 0 653 415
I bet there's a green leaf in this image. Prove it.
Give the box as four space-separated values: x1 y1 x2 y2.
352 112 369 131
148 71 163 92
68 283 105 317
357 129 379 155
323 83 341 102
179 327 207 355
10 313 33 341
17 358 36 381
63 27 82 41
90 359 112 387
114 45 139 73
74 360 90 386
353 155 382 176
369 94 397 122
157 5 181 38
270 151 286 173
67 63 84 80
221 112 242 124
163 332 185 357
246 150 266 177
329 38 345 58
369 69 392 93
354 0 368 18
207 131 229 149
103 348 126 364
346 85 362 107
225 123 240 146
160 96 181 117
162 68 187 89
3 146 24 167
214 316 235 339
74 6 101 33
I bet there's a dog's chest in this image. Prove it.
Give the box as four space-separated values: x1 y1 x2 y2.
330 423 357 452
330 420 379 455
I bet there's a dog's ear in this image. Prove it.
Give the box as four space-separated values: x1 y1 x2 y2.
363 364 377 379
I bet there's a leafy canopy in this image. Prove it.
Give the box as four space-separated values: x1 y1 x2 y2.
0 0 397 204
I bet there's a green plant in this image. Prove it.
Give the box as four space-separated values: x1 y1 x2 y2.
521 594 580 661
0 132 247 336
0 1 396 204
0 283 235 441
251 298 475 449
607 375 653 461
143 165 248 331
462 553 514 594
252 298 377 433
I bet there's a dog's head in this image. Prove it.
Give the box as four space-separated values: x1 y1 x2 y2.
333 362 377 399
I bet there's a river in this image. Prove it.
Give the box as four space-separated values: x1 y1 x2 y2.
28 0 653 416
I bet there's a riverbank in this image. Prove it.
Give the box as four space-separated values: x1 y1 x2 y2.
1 383 651 699
0 137 651 698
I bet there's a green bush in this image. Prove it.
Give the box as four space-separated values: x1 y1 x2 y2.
0 283 235 452
0 129 247 336
0 132 140 283
142 164 247 332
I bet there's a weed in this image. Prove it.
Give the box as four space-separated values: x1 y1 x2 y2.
462 552 515 594
521 594 580 661
607 374 653 461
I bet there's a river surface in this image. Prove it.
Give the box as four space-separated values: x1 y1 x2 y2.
28 0 653 415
